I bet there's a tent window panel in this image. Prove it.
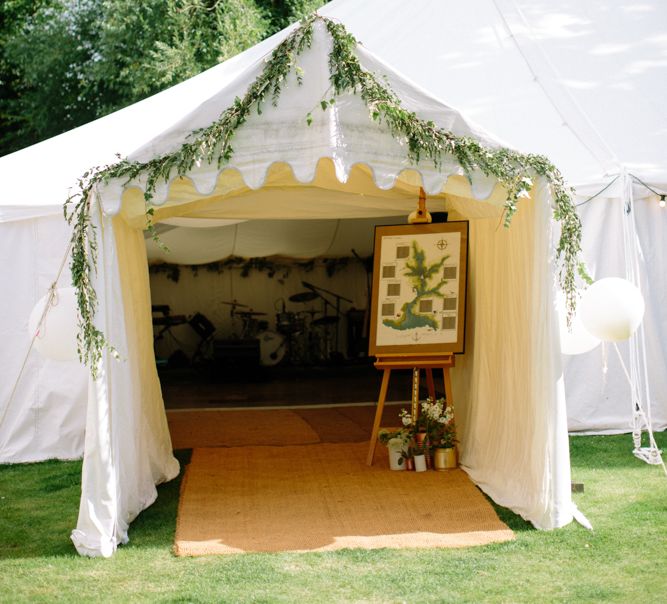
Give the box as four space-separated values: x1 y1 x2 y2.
442 316 456 330
443 266 457 279
443 297 457 311
386 283 401 297
381 303 395 317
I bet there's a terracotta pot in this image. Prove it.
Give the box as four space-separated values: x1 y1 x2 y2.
414 432 427 446
433 447 457 471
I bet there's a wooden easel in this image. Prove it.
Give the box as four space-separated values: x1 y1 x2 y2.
366 352 455 465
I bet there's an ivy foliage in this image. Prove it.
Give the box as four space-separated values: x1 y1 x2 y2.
66 14 586 375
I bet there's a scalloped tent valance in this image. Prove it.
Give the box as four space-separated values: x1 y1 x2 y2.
99 19 503 220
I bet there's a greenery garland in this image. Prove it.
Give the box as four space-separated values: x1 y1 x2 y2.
149 256 358 283
65 13 587 375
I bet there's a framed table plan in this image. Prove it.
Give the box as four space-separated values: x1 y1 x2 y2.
368 221 468 356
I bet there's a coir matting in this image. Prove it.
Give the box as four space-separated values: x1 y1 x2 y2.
174 442 514 555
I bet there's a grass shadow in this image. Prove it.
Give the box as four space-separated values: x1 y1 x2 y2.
125 449 191 550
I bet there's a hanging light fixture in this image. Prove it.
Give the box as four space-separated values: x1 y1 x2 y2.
659 194 666 208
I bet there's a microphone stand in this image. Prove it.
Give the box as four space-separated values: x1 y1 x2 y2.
302 281 353 356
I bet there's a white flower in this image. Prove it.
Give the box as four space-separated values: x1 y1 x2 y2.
401 416 411 426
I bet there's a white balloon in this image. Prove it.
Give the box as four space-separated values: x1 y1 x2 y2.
28 287 79 362
557 291 600 355
579 278 645 342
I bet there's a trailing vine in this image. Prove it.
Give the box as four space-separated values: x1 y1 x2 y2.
65 13 586 375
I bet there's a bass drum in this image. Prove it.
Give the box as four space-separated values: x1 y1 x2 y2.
257 330 286 366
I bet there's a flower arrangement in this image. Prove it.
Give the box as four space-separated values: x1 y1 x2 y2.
400 397 456 451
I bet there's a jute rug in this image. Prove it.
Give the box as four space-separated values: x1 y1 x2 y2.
167 409 320 449
174 442 514 556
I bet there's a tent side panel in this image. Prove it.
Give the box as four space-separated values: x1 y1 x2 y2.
72 204 178 557
451 183 573 529
112 214 180 488
565 196 667 433
0 215 87 463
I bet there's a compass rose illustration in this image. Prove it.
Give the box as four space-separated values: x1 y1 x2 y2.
436 239 448 250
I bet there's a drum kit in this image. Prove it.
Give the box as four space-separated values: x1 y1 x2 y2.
218 282 352 367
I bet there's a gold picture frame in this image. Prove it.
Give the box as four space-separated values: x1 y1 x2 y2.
368 221 468 356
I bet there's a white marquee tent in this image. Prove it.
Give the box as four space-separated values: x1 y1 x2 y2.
0 0 664 556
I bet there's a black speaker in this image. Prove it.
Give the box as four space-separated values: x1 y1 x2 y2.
213 339 260 375
189 312 216 339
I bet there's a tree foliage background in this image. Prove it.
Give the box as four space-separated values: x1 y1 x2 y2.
0 0 328 156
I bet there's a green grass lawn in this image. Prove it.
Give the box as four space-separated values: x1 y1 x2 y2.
1 433 666 603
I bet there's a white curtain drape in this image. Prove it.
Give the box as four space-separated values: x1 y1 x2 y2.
71 200 179 557
452 179 573 528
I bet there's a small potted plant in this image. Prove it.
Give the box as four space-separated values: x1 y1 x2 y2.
378 428 411 471
399 398 453 470
431 404 457 471
412 439 428 472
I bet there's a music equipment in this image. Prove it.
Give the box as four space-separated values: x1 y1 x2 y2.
312 315 339 327
257 330 286 366
152 314 188 346
188 312 216 363
237 311 268 339
213 338 260 372
188 312 215 339
276 311 305 334
346 308 368 358
152 315 187 327
289 291 318 303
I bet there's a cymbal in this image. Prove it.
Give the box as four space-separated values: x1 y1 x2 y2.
236 311 267 316
312 315 340 326
220 300 249 307
289 291 318 302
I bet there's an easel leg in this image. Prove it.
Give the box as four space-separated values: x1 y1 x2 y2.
367 368 391 466
425 368 436 400
443 367 454 407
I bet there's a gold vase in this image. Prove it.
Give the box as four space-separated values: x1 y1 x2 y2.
434 447 457 471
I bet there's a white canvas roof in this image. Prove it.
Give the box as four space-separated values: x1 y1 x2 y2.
320 0 667 191
2 0 665 218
